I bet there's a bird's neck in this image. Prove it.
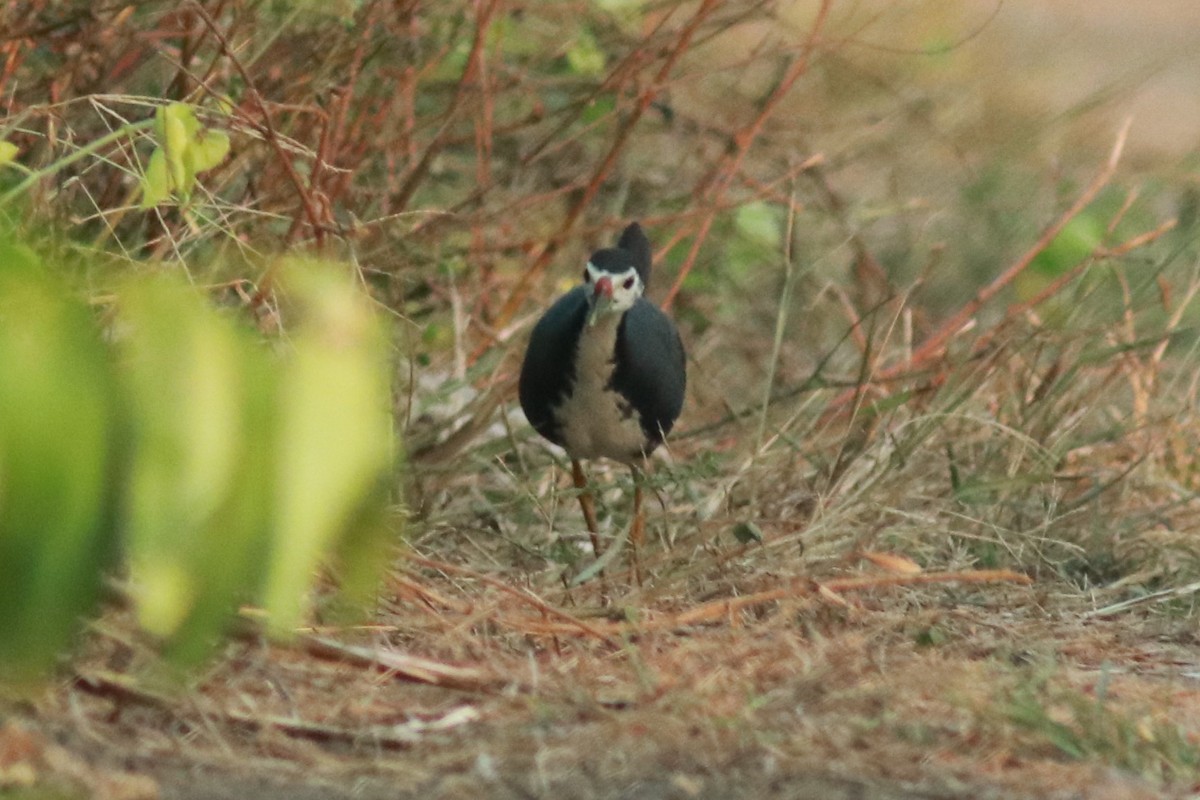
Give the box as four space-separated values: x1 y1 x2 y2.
574 311 623 381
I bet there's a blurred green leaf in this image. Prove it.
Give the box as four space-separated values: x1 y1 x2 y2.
914 625 947 647
1030 214 1104 278
580 93 616 124
1016 213 1105 314
591 0 643 13
261 260 395 634
118 278 250 642
735 201 784 250
731 521 764 544
723 202 786 282
0 248 399 681
0 141 18 167
0 239 121 688
485 14 542 60
113 265 398 662
566 30 606 76
434 39 472 82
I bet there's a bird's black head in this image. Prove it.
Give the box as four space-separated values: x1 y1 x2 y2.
582 222 653 327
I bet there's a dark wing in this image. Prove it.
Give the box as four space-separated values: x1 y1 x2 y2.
518 286 588 446
610 297 686 448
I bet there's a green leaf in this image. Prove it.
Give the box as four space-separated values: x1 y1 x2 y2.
566 30 606 76
261 260 395 634
139 148 170 209
734 201 784 250
143 103 228 208
0 141 18 167
580 93 616 124
192 130 230 172
725 202 786 280
118 278 248 640
0 239 398 679
1030 214 1104 277
0 242 121 687
591 0 643 13
158 103 195 195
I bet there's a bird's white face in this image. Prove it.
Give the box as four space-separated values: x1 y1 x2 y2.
583 261 643 327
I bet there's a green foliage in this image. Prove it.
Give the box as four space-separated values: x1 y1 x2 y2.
580 93 617 124
0 241 122 688
715 201 786 288
734 201 785 251
139 103 230 209
0 140 18 167
686 201 787 307
1014 213 1106 311
1029 214 1105 278
0 236 399 681
262 263 395 634
731 521 764 544
117 276 276 664
566 30 607 77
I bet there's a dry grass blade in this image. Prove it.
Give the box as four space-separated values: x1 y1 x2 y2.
1083 580 1200 618
670 569 1032 627
301 635 508 693
223 706 480 750
392 575 474 615
859 551 923 574
74 669 177 711
407 555 621 645
515 569 1032 638
77 668 480 749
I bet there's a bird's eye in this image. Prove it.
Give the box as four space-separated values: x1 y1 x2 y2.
623 276 635 290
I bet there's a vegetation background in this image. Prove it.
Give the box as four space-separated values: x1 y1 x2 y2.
2 0 1200 798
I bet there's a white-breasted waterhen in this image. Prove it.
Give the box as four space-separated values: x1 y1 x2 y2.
519 222 686 581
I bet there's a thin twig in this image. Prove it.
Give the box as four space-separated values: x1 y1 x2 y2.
516 569 1032 637
662 0 834 310
408 555 621 645
818 117 1134 422
302 634 507 692
492 0 725 332
188 2 326 251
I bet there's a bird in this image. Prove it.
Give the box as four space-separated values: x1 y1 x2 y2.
519 222 686 581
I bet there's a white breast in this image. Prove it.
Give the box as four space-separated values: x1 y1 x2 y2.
554 314 647 462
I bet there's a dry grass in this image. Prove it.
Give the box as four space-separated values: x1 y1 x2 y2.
23 139 1200 798
5 2 1200 798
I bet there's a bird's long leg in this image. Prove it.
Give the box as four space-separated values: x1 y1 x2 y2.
571 458 603 559
629 465 645 586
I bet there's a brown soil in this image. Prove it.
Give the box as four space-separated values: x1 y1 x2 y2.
7 582 1194 800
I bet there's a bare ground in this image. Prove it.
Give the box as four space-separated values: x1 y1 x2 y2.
6 576 1197 799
